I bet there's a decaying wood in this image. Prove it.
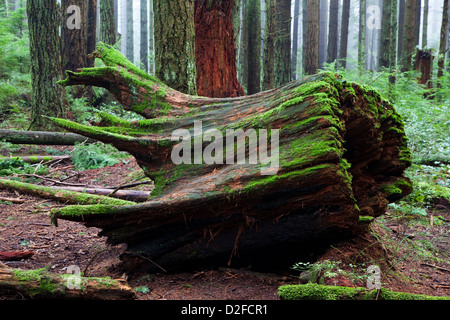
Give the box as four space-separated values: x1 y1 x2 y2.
0 263 135 300
0 251 34 261
0 178 137 207
0 155 71 164
47 43 412 272
0 129 96 145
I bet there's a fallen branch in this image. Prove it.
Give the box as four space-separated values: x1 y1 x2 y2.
0 178 137 208
0 196 25 203
0 155 71 164
0 129 96 145
0 263 135 300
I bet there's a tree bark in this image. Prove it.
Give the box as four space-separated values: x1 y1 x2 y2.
0 263 135 300
153 0 197 95
125 0 133 63
358 0 366 73
262 0 275 90
100 0 116 45
274 0 291 85
437 0 449 87
379 0 391 69
27 0 67 131
291 0 300 80
338 0 350 69
327 0 339 65
140 0 149 72
401 0 420 71
194 0 245 97
244 0 261 94
304 0 319 75
50 43 413 272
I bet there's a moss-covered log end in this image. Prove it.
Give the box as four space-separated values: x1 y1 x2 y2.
278 283 450 300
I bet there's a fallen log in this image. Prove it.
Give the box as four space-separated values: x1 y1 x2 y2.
278 283 449 300
0 129 96 145
0 178 137 207
49 43 412 272
0 263 135 300
0 155 71 164
0 251 34 261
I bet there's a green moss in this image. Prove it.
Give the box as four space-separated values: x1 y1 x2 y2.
13 268 61 297
278 283 450 300
358 215 375 223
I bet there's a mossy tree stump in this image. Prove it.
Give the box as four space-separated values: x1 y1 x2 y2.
49 43 412 272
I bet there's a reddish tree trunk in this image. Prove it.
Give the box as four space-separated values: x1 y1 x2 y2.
194 0 244 98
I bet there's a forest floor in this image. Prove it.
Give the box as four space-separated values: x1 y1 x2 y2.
0 145 449 300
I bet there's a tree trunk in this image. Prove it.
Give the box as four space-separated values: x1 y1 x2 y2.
291 0 300 80
338 0 350 69
318 0 328 68
140 0 149 72
358 0 366 73
27 0 67 131
100 0 116 45
194 0 245 98
304 0 319 75
389 0 398 87
327 0 339 65
422 0 429 48
125 0 133 63
50 43 413 272
0 129 96 145
274 0 291 85
397 0 405 62
244 0 261 94
379 0 391 69
415 49 433 89
86 0 97 68
262 0 275 90
437 0 449 87
153 0 197 95
0 263 135 300
401 0 420 71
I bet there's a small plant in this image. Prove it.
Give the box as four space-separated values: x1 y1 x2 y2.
71 142 128 170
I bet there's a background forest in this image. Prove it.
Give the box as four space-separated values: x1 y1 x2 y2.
0 0 449 299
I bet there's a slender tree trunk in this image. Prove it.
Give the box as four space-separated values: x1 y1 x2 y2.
389 0 398 88
401 0 420 71
358 0 366 73
126 0 133 63
304 0 319 75
141 0 149 72
397 0 405 62
27 0 67 131
318 0 328 68
153 0 197 95
194 0 244 98
274 0 291 86
437 0 449 87
422 0 428 48
245 0 261 94
100 0 116 45
379 0 391 69
262 0 275 90
291 0 300 80
238 0 248 93
327 0 339 65
338 0 350 69
86 0 97 68
149 0 155 75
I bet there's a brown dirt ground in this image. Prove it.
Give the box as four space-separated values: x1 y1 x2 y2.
0 145 449 300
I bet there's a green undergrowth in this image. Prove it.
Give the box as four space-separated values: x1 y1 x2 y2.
278 283 449 300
